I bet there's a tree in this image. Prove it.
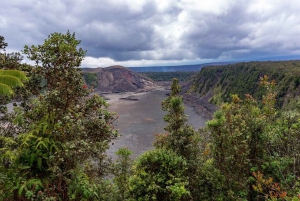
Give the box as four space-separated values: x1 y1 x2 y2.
23 31 87 107
0 35 23 69
154 78 205 199
0 36 8 50
205 76 277 200
0 32 118 200
155 78 200 161
112 148 133 201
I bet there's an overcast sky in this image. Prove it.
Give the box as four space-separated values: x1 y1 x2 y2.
1 0 300 67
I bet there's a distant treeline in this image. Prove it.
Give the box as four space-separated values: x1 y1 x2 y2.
141 71 197 82
190 60 300 109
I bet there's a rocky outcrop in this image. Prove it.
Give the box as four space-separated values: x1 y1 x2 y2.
82 65 156 93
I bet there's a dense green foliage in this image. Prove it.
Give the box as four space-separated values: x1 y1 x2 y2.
112 148 133 201
0 32 118 200
129 149 190 201
207 88 273 199
191 61 300 108
198 76 300 200
141 72 196 82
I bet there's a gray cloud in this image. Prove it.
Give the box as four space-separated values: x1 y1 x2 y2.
1 0 300 67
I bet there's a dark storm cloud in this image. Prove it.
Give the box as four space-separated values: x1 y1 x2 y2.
1 0 300 67
179 3 251 58
73 0 178 61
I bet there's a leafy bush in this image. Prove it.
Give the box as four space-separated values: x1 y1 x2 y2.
129 149 190 201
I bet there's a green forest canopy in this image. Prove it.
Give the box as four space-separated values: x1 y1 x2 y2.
190 60 300 109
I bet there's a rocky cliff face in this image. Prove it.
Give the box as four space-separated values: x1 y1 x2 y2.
82 65 156 93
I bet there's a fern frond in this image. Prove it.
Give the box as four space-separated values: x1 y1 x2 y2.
0 75 23 87
0 70 27 81
0 83 13 95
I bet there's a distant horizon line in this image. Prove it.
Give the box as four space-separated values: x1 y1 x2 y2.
81 58 300 69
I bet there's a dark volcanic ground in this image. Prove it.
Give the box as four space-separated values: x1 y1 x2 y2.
105 87 207 159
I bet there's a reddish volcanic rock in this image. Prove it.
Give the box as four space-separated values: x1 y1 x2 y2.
82 65 156 93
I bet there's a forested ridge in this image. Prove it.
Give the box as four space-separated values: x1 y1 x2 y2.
2 32 300 200
190 61 300 109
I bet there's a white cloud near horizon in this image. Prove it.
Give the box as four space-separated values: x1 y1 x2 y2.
82 56 215 67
